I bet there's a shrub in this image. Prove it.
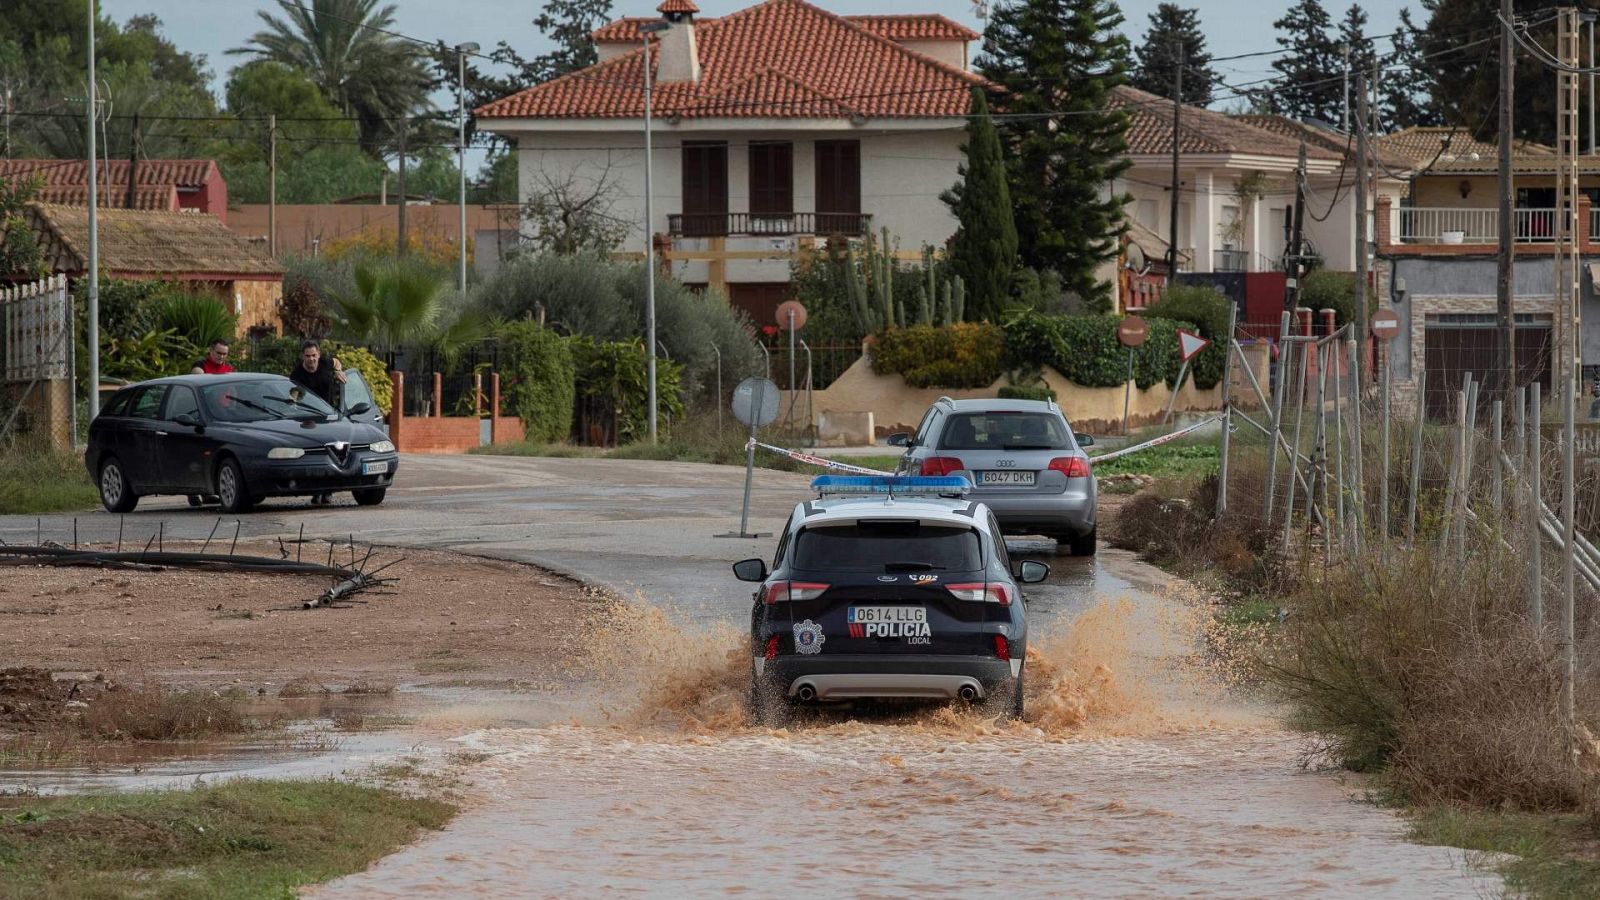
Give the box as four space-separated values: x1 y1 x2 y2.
1004 312 1196 390
496 321 576 443
1300 269 1376 327
570 336 684 445
997 384 1055 401
1146 283 1232 388
155 293 238 349
871 323 1005 388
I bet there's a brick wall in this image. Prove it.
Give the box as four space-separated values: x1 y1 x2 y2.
389 371 526 454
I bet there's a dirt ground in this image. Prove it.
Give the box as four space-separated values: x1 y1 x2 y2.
0 545 604 693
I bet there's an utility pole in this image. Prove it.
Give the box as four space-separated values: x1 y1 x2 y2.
1354 73 1369 370
455 42 479 293
1286 143 1308 311
396 116 408 257
641 21 668 443
1497 0 1516 400
1556 6 1581 730
1167 40 1184 280
86 4 99 421
1341 41 1351 133
124 112 138 209
268 114 277 257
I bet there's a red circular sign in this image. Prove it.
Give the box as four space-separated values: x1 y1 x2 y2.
1118 315 1149 347
1371 309 1401 342
776 300 809 331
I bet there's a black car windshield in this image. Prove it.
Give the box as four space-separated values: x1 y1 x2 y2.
793 521 983 573
940 412 1071 451
200 379 337 423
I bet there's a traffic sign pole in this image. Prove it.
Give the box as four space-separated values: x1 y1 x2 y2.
718 377 781 539
1118 316 1148 437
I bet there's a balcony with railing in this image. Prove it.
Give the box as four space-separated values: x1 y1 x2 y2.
666 212 873 238
1211 248 1285 273
1390 206 1563 244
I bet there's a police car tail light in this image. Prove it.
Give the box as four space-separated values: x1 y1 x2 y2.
761 581 830 604
1048 456 1091 478
994 635 1011 661
919 456 965 476
946 582 1011 605
765 636 780 659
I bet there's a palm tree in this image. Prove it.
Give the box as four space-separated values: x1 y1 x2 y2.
229 0 432 153
333 260 486 359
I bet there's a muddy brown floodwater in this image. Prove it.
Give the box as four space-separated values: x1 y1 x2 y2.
309 553 1499 898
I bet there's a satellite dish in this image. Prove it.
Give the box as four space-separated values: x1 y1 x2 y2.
1125 242 1147 272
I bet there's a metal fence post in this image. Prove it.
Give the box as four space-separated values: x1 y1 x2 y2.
1531 381 1544 634
1492 399 1504 529
1407 367 1426 545
1215 303 1238 519
1265 311 1292 521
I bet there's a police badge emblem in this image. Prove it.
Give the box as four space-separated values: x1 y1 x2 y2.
792 620 825 655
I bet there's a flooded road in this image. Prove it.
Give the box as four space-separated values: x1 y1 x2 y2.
310 545 1495 898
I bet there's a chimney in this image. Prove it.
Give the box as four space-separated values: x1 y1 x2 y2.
654 0 701 85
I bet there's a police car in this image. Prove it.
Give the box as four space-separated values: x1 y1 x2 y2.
733 475 1049 726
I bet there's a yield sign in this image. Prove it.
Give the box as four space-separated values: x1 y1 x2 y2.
1177 329 1211 362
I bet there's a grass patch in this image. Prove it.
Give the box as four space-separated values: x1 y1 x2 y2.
0 444 97 515
1090 441 1219 479
0 779 453 899
1410 805 1600 898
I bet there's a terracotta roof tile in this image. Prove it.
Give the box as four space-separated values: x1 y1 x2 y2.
1236 114 1416 172
1113 86 1343 160
23 204 283 278
0 158 217 190
512 0 983 120
1369 126 1596 173
32 183 179 211
658 0 699 12
592 11 978 43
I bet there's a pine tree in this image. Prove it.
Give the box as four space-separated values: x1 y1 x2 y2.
1420 0 1564 144
1130 4 1217 106
979 0 1131 310
1337 4 1377 128
1382 8 1442 128
941 88 1019 323
1269 0 1342 124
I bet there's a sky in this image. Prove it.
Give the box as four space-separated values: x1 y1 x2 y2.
100 0 1410 172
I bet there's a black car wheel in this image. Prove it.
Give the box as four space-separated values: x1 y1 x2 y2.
216 457 255 514
987 668 1025 722
352 487 387 506
98 457 139 513
1057 528 1096 557
749 672 790 728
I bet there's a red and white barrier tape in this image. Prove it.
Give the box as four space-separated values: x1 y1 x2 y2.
744 439 896 476
1086 415 1222 465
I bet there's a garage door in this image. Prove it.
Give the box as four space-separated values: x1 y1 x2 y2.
1422 314 1552 421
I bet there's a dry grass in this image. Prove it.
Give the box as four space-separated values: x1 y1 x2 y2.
76 683 251 741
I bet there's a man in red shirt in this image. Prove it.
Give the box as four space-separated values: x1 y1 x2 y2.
191 340 234 375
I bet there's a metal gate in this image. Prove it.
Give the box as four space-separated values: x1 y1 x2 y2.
1422 313 1552 421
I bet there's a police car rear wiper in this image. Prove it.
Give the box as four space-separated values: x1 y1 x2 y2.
884 561 944 572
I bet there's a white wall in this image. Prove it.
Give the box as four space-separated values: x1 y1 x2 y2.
511 125 963 272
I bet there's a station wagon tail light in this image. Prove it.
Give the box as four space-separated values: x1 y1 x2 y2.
946 582 1012 605
994 635 1010 660
267 447 306 460
1048 457 1091 478
920 456 964 476
761 581 830 604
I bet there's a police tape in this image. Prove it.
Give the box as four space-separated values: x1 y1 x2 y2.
1086 415 1223 465
744 439 895 475
746 414 1221 476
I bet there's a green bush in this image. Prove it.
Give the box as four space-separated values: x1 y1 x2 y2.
570 336 684 445
1004 312 1195 389
1146 283 1231 389
324 342 393 415
1300 269 1376 327
155 293 238 349
871 323 1005 388
997 384 1056 401
497 321 576 443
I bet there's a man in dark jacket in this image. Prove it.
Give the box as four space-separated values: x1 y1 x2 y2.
291 340 346 505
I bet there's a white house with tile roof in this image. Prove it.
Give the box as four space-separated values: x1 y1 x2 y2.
476 0 983 324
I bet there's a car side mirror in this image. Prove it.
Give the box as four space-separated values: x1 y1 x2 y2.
347 402 372 416
1075 432 1094 447
886 432 911 447
732 558 769 582
1015 560 1051 584
173 413 202 429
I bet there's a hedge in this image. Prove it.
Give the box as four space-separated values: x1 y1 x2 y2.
497 321 576 443
1003 312 1198 390
871 322 1005 388
1145 285 1231 389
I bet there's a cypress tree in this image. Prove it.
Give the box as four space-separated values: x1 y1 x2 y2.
941 87 1018 322
1268 0 1342 124
979 0 1131 310
1131 4 1217 106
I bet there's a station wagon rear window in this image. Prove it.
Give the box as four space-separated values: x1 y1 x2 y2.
939 412 1070 451
793 521 982 573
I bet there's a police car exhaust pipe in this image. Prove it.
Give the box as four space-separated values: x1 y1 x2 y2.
796 684 817 702
958 685 979 702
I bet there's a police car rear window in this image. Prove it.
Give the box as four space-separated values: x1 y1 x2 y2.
793 521 982 573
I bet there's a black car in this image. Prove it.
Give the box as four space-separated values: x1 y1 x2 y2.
86 374 399 514
733 476 1049 727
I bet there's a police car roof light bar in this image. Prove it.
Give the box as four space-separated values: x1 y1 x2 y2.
810 475 972 497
